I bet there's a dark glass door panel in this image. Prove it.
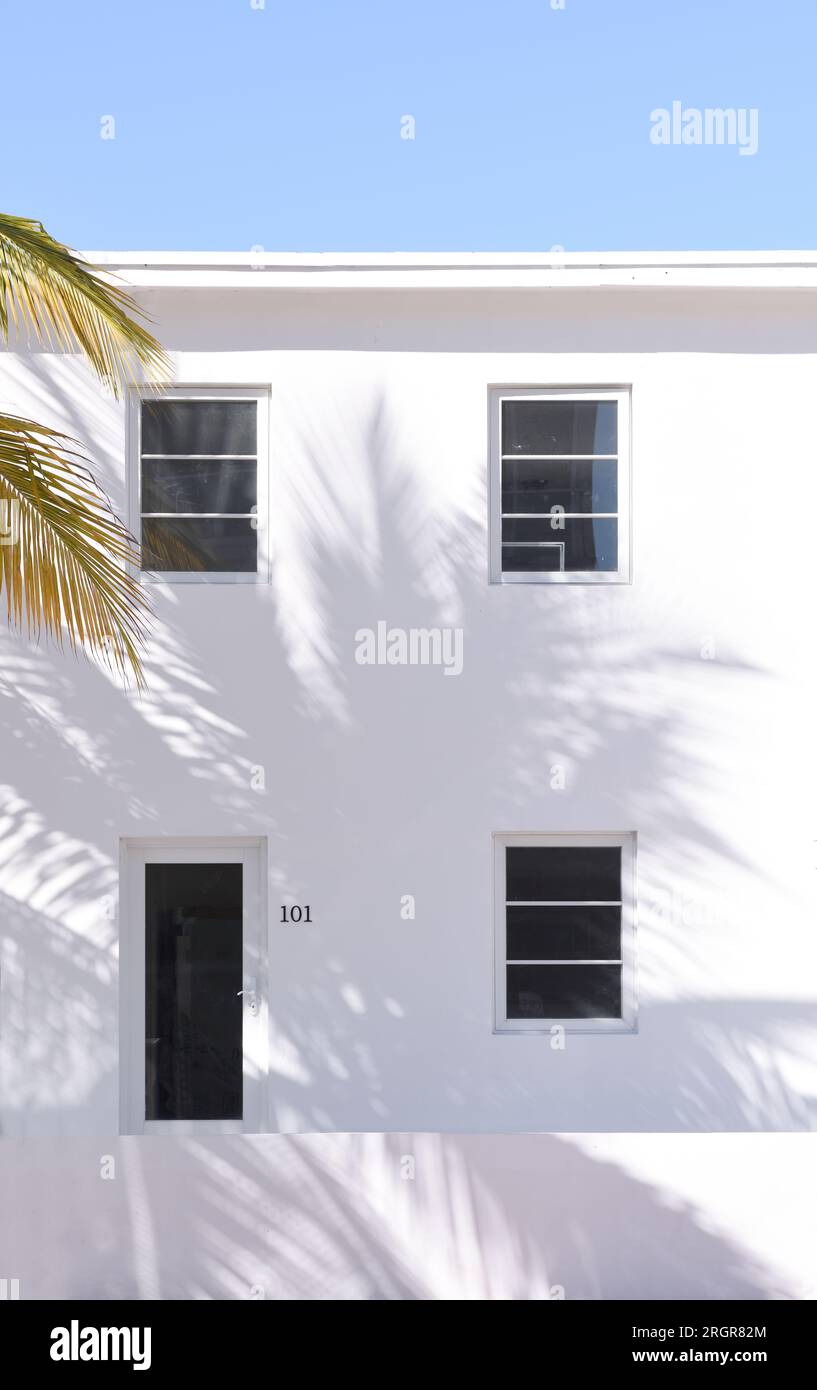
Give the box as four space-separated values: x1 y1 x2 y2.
145 863 243 1121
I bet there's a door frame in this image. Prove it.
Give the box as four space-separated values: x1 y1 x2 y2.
119 836 268 1135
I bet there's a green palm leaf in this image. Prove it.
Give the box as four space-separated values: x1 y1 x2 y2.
0 214 170 683
0 413 149 686
0 214 168 393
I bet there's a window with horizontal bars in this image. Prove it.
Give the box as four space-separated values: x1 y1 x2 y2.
139 396 261 574
494 834 636 1031
491 389 630 582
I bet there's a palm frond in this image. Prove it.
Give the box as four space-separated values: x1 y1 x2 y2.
0 412 149 686
0 214 169 395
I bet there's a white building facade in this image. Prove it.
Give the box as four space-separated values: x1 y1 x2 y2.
1 251 816 1298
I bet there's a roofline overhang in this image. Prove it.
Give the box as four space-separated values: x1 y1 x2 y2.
80 250 817 291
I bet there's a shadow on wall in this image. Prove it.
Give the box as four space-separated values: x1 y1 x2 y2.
140 286 817 355
0 1132 794 1300
0 368 814 1135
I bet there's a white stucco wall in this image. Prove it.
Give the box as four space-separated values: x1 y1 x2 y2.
1 1133 815 1300
1 282 816 1137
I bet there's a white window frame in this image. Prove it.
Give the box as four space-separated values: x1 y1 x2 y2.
119 837 268 1135
128 386 270 584
493 832 637 1034
489 387 631 584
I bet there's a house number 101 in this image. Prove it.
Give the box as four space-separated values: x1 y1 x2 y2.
280 905 312 923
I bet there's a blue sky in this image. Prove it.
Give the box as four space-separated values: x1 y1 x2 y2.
2 0 814 251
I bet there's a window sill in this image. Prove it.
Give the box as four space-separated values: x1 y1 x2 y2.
139 571 266 585
494 1020 638 1035
492 571 632 585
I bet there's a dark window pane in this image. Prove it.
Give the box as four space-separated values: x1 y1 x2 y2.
141 518 257 572
142 400 257 455
502 517 565 543
506 846 621 902
502 458 617 514
145 863 242 1121
502 400 617 456
506 964 621 1019
506 906 621 960
502 517 617 572
502 542 564 572
142 459 257 514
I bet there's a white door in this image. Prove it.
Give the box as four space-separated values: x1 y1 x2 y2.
121 839 266 1134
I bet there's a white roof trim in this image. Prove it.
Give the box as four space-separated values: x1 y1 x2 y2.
82 250 817 291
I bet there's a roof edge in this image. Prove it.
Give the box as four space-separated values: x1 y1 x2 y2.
85 250 817 268
80 250 817 291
